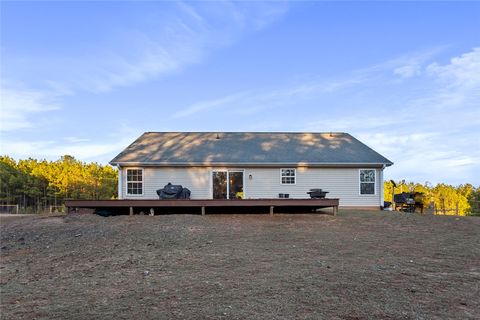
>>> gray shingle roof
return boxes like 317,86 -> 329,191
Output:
110,132 -> 393,167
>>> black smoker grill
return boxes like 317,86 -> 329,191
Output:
307,188 -> 329,199
156,183 -> 191,200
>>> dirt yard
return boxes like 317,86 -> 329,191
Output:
1,211 -> 479,319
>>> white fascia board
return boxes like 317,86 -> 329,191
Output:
112,161 -> 391,168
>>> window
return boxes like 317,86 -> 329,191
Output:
360,169 -> 375,195
280,168 -> 296,185
126,169 -> 143,195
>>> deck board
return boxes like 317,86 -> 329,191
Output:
65,198 -> 339,208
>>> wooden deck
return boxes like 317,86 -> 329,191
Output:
65,198 -> 339,215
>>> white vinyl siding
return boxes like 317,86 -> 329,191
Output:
244,167 -> 381,206
121,166 -> 383,207
122,167 -> 211,200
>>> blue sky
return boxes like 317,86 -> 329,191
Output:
1,1 -> 479,185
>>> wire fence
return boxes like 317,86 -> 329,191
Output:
0,203 -> 65,214
49,205 -> 65,213
0,204 -> 19,214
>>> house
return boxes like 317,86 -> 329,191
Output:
109,132 -> 393,210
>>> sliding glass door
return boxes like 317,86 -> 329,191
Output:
228,171 -> 244,199
212,170 -> 244,199
212,171 -> 228,199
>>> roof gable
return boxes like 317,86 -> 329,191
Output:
110,132 -> 393,167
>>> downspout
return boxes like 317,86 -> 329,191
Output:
380,165 -> 385,208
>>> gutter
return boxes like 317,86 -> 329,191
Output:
109,161 -> 393,168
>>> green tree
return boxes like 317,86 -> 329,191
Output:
0,155 -> 117,213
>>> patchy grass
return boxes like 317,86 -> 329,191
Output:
1,211 -> 479,319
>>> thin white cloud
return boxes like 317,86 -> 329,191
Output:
173,47 -> 446,119
0,83 -> 61,132
173,92 -> 249,119
3,2 -> 288,95
171,47 -> 480,184
1,119 -> 141,163
86,2 -> 286,93
389,48 -> 445,79
411,47 -> 480,111
393,64 -> 421,78
357,49 -> 480,184
0,136 -> 136,162
303,115 -> 412,133
64,137 -> 91,143
426,47 -> 480,88
0,0 -> 289,154
359,131 -> 479,185
172,75 -> 374,119
1,2 -> 288,138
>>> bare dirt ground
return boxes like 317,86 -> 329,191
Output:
1,211 -> 479,320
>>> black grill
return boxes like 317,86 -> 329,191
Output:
156,183 -> 191,199
307,189 -> 329,199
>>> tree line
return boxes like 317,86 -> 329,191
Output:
1,155 -> 479,215
0,155 -> 117,213
383,180 -> 480,216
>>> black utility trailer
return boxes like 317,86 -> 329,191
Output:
394,192 -> 424,213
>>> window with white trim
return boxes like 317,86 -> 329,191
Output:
126,169 -> 143,195
280,168 -> 296,185
360,169 -> 375,195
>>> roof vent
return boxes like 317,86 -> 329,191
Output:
216,133 -> 221,140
